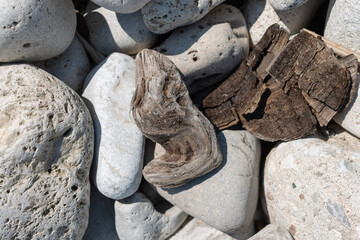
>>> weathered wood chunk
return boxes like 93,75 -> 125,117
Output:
131,49 -> 222,188
203,24 -> 358,141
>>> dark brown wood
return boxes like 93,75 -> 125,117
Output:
131,49 -> 222,188
203,24 -> 358,142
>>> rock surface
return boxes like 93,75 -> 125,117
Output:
324,0 -> 360,53
85,3 -> 158,56
243,0 -> 324,45
154,4 -> 249,94
90,0 -> 151,13
114,192 -> 188,240
248,224 -> 294,240
170,218 -> 236,240
0,64 -> 94,240
35,36 -> 90,93
264,127 -> 360,239
269,0 -> 309,11
82,53 -> 145,200
0,0 -> 76,62
141,0 -> 226,34
149,130 -> 261,238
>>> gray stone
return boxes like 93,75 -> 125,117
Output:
269,0 -> 309,11
148,130 -> 261,238
248,224 -> 293,240
264,127 -> 360,239
0,0 -> 76,62
82,53 -> 145,200
85,2 -> 159,56
154,4 -> 249,94
83,181 -> 119,240
0,64 -> 94,240
114,192 -> 188,240
35,36 -> 90,93
243,0 -> 324,45
141,0 -> 226,34
90,0 -> 151,13
324,0 -> 360,53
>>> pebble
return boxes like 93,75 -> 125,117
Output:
85,2 -> 158,56
324,0 -> 360,53
248,224 -> 294,240
243,0 -> 324,45
148,130 -> 261,238
264,127 -> 360,239
114,192 -> 188,240
35,36 -> 90,93
141,0 -> 226,34
154,4 -> 249,94
0,0 -> 76,62
170,218 -> 236,240
0,64 -> 94,239
90,0 -> 151,13
269,0 -> 309,11
82,53 -> 145,200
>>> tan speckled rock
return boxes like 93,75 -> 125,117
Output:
0,64 -> 94,239
248,224 -> 293,240
264,127 -> 360,239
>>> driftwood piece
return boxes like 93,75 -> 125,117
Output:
203,24 -> 358,141
131,49 -> 222,188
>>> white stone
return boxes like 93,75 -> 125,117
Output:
35,36 -> 90,93
82,53 -> 145,200
0,0 -> 76,62
148,130 -> 261,238
334,74 -> 360,139
141,0 -> 226,34
269,0 -> 309,11
154,4 -> 249,94
0,64 -> 94,239
114,192 -> 188,240
248,224 -> 294,240
243,0 -> 324,45
324,0 -> 360,53
90,0 -> 151,13
85,2 -> 158,56
264,128 -> 360,239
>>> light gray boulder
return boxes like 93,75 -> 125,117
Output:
324,0 -> 360,53
0,64 -> 94,240
154,4 -> 249,94
114,192 -> 188,240
269,0 -> 310,11
147,130 -> 261,238
264,127 -> 360,239
248,224 -> 293,240
141,0 -> 226,34
85,2 -> 158,56
0,0 -> 76,62
90,0 -> 151,13
35,36 -> 90,93
82,53 -> 145,200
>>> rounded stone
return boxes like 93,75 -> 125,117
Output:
35,36 -> 90,93
154,4 -> 249,94
82,53 -> 145,200
0,0 -> 77,62
264,128 -> 360,239
269,0 -> 310,11
90,0 -> 151,13
0,64 -> 94,239
85,2 -> 159,56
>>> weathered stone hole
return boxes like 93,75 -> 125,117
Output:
22,43 -> 31,48
71,185 -> 78,191
192,57 -> 199,62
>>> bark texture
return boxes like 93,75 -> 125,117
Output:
203,24 -> 358,141
132,49 -> 222,188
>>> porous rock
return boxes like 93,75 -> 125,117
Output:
35,36 -> 90,93
141,0 -> 226,34
148,130 -> 261,238
90,0 -> 151,13
269,0 -> 310,11
0,0 -> 76,62
85,2 -> 158,56
114,192 -> 188,240
154,4 -> 249,94
0,64 -> 94,239
248,224 -> 294,240
264,126 -> 360,239
82,53 -> 145,200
